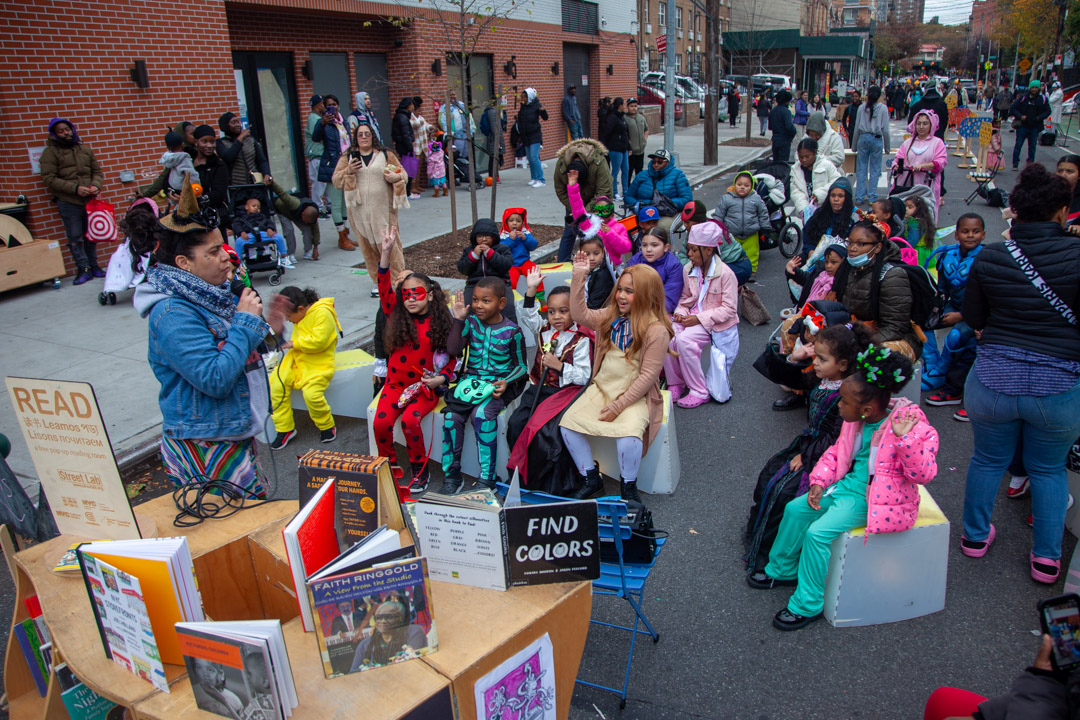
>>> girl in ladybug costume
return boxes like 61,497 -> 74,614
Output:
372,227 -> 456,493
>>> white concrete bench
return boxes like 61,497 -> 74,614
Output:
291,348 -> 375,419
587,389 -> 681,495
823,485 -> 949,627
513,261 -> 575,297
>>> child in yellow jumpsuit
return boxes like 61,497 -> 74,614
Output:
267,287 -> 341,448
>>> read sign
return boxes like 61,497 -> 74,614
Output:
6,377 -> 140,539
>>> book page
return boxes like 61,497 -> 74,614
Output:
414,503 -> 507,591
82,555 -> 168,692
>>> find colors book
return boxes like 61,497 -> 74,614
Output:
414,494 -> 600,591
296,450 -> 381,547
308,554 -> 437,677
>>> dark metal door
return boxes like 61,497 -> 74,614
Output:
563,44 -> 592,138
232,52 -> 303,192
353,53 -> 393,136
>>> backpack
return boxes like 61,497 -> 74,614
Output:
878,261 -> 942,330
986,188 -> 1009,208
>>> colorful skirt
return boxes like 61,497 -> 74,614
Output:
160,436 -> 264,498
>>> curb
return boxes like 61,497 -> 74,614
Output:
113,148 -> 770,475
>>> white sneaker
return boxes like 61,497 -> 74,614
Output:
534,180 -> 546,188
288,254 -> 297,265
303,251 -> 313,260
281,257 -> 295,269
528,179 -> 539,187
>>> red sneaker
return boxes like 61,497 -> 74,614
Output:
953,408 -> 970,422
927,390 -> 963,406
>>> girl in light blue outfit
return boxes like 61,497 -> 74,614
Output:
851,86 -> 891,205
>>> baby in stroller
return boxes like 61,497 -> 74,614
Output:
231,193 -> 293,274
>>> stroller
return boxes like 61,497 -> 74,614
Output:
227,184 -> 286,286
753,163 -> 801,258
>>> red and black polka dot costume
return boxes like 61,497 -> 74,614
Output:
372,267 -> 456,463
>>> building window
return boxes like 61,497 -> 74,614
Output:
561,0 -> 599,34
643,0 -> 649,24
658,2 -> 666,27
676,6 -> 683,28
676,53 -> 682,73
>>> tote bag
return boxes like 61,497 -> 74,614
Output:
85,198 -> 117,243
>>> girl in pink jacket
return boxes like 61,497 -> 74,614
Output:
663,222 -> 740,408
891,109 -> 948,208
567,168 -> 631,265
749,345 -> 940,631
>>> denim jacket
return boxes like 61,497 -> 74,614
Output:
135,286 -> 269,440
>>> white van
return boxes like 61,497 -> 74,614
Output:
752,73 -> 792,91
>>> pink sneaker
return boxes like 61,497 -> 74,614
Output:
676,393 -> 709,409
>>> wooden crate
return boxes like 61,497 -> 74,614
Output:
0,236 -> 66,293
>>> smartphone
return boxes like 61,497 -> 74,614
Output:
350,151 -> 362,162
1038,593 -> 1080,672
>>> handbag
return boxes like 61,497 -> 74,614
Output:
652,190 -> 680,217
451,376 -> 496,404
85,198 -> 117,243
1004,239 -> 1078,326
400,153 -> 419,177
738,285 -> 771,326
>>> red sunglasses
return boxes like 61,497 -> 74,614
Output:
401,286 -> 427,301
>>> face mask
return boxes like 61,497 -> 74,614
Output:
847,252 -> 873,268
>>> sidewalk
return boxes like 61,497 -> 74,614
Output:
0,121 -> 768,493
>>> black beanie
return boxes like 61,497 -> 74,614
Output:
164,130 -> 182,149
218,112 -> 237,134
193,124 -> 216,140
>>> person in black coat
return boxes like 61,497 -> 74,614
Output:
769,90 -> 797,165
842,89 -> 861,147
517,88 -> 549,186
191,125 -> 231,229
597,97 -> 612,146
959,163 -> 1080,580
1010,81 -> 1053,169
390,97 -> 417,197
728,88 -> 741,127
602,97 -> 630,198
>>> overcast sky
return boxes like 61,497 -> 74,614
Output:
923,0 -> 974,26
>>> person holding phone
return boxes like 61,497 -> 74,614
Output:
924,594 -> 1080,719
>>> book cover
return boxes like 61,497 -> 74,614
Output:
176,626 -> 280,720
286,478 -> 340,632
61,682 -> 124,720
308,558 -> 437,677
332,465 -> 380,549
79,553 -> 169,692
13,622 -> 47,697
21,618 -> 49,682
504,501 -> 600,587
414,500 -> 508,591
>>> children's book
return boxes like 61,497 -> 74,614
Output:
414,487 -> 600,591
297,450 -> 382,547
13,618 -> 48,697
55,662 -> 123,720
175,620 -> 297,720
77,536 -> 203,675
308,552 -> 436,677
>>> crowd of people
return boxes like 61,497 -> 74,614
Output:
32,69 -> 1080,707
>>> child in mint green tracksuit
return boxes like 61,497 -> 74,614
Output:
748,345 -> 939,631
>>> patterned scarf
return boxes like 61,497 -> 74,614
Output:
147,264 -> 235,321
610,316 -> 633,351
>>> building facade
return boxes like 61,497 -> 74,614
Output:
891,0 -> 925,25
636,0 -> 731,79
1,0 -> 636,275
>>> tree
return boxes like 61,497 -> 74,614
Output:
725,0 -> 784,140
875,22 -> 921,72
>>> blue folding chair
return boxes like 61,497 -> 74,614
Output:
497,484 -> 666,709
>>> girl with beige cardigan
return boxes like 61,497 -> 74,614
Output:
559,258 -> 674,502
332,122 -> 410,297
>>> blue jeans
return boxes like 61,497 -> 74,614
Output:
609,150 -> 629,197
235,232 -> 288,261
727,257 -> 753,285
855,133 -> 883,203
558,223 -> 576,262
568,121 -> 583,140
526,143 -> 543,182
1013,126 -> 1039,166
962,368 -> 1080,560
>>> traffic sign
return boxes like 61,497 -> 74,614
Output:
1019,58 -> 1032,73
657,34 -> 667,53
984,61 -> 993,70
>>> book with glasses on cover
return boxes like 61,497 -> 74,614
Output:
175,620 -> 297,720
307,545 -> 437,677
77,536 -> 203,683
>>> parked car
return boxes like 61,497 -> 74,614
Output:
640,73 -> 703,117
636,84 -> 683,122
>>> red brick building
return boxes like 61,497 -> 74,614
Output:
0,0 -> 636,275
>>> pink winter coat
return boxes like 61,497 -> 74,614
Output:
809,397 -> 939,535
674,258 -> 739,332
891,110 -> 948,206
568,182 -> 631,263
426,148 -> 446,180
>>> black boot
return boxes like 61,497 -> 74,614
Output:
570,465 -> 603,499
409,462 -> 430,495
437,474 -> 463,495
620,477 -> 642,503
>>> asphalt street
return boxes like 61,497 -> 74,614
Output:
1,122 -> 1074,720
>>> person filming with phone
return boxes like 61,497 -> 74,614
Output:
924,593 -> 1080,719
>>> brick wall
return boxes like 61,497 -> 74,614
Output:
0,0 -> 635,276
0,0 -> 235,277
